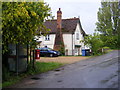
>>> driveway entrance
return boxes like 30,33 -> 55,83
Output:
37,56 -> 90,64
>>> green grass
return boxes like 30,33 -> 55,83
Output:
2,76 -> 21,88
2,62 -> 64,88
32,62 -> 64,74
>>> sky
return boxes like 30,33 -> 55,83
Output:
44,0 -> 101,34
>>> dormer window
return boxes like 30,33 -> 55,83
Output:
45,35 -> 50,41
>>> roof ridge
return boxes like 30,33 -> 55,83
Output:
46,17 -> 79,21
63,17 -> 79,20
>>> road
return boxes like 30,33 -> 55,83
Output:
8,50 -> 119,88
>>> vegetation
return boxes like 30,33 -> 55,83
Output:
2,2 -> 52,53
2,61 -> 63,88
2,1 -> 53,86
96,1 -> 120,49
58,42 -> 65,55
81,1 -> 120,55
81,33 -> 104,55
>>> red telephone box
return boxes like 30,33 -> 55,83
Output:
35,49 -> 40,59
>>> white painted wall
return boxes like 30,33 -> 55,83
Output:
73,23 -> 85,55
63,34 -> 73,55
74,23 -> 84,46
37,23 -> 86,56
39,34 -> 55,49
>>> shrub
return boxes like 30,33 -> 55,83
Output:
81,33 -> 104,55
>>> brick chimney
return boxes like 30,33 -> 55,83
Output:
57,8 -> 62,29
54,8 -> 65,54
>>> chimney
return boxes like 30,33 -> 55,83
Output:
57,8 -> 62,29
54,8 -> 64,54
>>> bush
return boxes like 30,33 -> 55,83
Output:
103,46 -> 110,50
58,42 -> 65,55
81,33 -> 104,55
102,46 -> 111,53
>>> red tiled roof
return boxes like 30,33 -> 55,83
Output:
44,18 -> 86,35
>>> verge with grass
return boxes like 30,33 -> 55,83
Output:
2,62 -> 64,88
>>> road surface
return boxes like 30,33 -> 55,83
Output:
8,50 -> 119,88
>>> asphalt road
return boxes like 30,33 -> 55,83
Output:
8,50 -> 119,88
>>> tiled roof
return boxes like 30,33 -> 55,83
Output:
44,18 -> 86,35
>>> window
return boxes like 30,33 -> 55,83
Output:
76,33 -> 79,40
45,35 -> 50,41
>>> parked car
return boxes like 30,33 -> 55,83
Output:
38,47 -> 61,57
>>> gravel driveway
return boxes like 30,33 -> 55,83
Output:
36,56 -> 90,64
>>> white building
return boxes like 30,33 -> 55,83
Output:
37,8 -> 87,55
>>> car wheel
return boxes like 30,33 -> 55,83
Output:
49,54 -> 53,57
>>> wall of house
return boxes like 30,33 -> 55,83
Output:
74,23 -> 84,45
37,23 -> 86,56
39,33 -> 74,55
74,23 -> 85,55
63,34 -> 73,55
40,34 -> 56,49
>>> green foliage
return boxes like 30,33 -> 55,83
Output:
2,2 -> 52,53
58,42 -> 65,55
2,62 -> 63,88
102,46 -> 110,50
81,33 -> 104,55
96,1 -> 120,49
100,34 -> 118,48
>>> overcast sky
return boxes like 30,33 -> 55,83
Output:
44,0 -> 101,34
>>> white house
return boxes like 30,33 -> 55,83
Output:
37,8 -> 87,56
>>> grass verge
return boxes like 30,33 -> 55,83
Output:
2,62 -> 64,88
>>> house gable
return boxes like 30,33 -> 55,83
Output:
75,23 -> 84,41
74,23 -> 84,46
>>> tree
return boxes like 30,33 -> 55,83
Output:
2,2 -> 52,53
81,33 -> 104,55
96,1 -> 120,48
2,2 -> 52,76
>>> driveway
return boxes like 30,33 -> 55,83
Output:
37,56 -> 90,64
7,50 -> 119,88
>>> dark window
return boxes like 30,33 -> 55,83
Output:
76,33 -> 79,40
45,35 -> 50,41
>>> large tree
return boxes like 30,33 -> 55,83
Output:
2,2 -> 52,75
2,2 -> 52,53
96,1 -> 120,48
